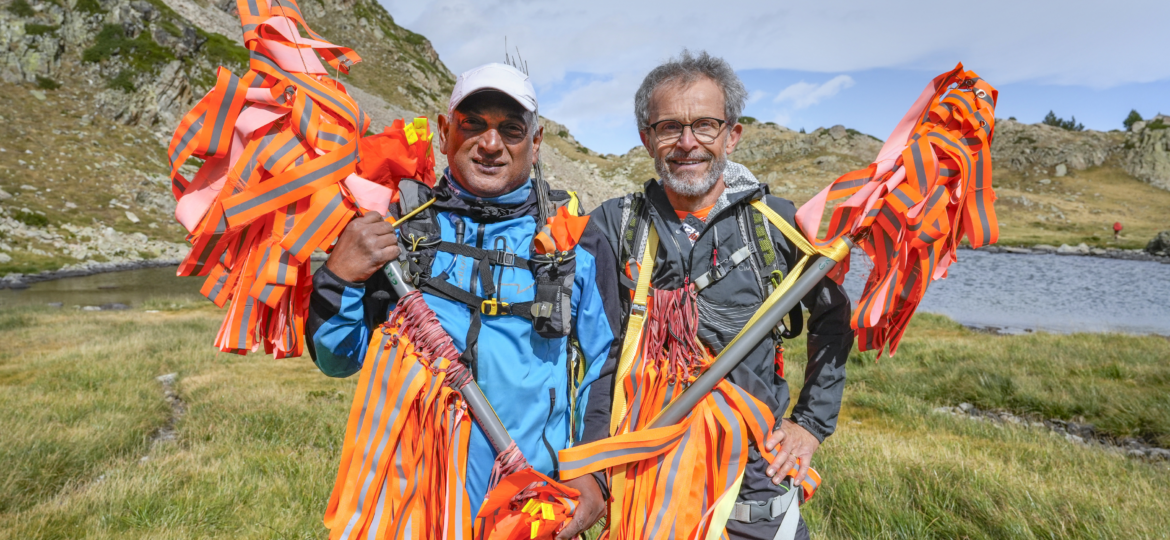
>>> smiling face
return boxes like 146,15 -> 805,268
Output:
438,91 -> 543,198
640,76 -> 743,198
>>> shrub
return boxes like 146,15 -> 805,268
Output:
13,210 -> 49,227
108,69 -> 135,92
25,23 -> 58,36
1123,109 -> 1143,131
74,0 -> 105,14
738,116 -> 757,125
1148,119 -> 1168,131
1042,110 -> 1084,131
34,76 -> 60,90
404,31 -> 426,46
198,30 -> 249,69
7,0 -> 35,17
82,24 -> 175,86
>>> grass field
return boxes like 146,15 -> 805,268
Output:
0,305 -> 1167,539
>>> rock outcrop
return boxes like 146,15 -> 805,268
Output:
1123,122 -> 1170,191
1147,231 -> 1170,257
988,119 -> 1120,174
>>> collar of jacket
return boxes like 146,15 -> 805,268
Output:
432,170 -> 539,223
644,161 -> 767,225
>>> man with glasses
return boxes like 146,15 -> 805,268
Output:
588,50 -> 853,539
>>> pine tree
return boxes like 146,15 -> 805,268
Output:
1124,109 -> 1143,131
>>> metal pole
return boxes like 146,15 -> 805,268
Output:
650,251 -> 846,429
384,261 -> 515,452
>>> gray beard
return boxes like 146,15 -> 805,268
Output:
656,150 -> 726,197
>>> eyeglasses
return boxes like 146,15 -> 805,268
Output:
648,117 -> 727,144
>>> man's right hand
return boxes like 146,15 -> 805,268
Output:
324,211 -> 400,283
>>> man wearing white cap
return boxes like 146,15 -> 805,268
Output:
306,63 -> 616,537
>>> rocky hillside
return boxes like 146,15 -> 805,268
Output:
0,0 -> 1166,279
552,118 -> 1170,250
0,0 -> 459,276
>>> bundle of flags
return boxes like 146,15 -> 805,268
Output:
796,63 -> 1000,355
166,0 -> 433,358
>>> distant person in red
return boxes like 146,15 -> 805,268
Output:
1114,221 -> 1123,241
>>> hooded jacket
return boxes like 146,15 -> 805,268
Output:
306,173 -> 622,516
589,162 -> 853,444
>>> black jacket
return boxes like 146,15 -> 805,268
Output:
589,168 -> 853,442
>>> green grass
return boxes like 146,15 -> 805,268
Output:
74,0 -> 106,15
782,314 -> 1170,538
34,75 -> 61,90
25,24 -> 59,36
6,0 -> 35,17
0,308 -> 1167,538
197,30 -> 250,69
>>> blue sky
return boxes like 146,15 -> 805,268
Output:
379,0 -> 1170,156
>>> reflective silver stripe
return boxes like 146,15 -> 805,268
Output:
647,427 -> 691,539
340,358 -> 419,540
223,151 -> 353,220
288,192 -> 343,255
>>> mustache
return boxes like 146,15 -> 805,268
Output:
665,149 -> 714,161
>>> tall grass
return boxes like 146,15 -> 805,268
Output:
0,308 -> 1167,539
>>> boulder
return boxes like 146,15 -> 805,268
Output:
1147,230 -> 1170,256
1057,243 -> 1091,255
828,124 -> 847,140
0,189 -> 10,201
1055,164 -> 1068,177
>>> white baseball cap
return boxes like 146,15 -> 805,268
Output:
448,63 -> 538,116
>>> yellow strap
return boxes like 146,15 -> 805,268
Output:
749,199 -> 818,257
609,224 -> 658,435
566,191 -> 582,216
607,224 -> 658,540
704,470 -> 745,540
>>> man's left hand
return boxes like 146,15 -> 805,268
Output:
764,418 -> 820,488
555,475 -> 606,540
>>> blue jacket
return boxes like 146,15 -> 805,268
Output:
306,175 -> 621,515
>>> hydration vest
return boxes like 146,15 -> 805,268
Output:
394,175 -> 586,389
616,191 -> 805,356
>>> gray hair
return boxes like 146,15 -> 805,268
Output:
634,49 -> 747,131
524,109 -> 540,140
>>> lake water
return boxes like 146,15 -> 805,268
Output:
2,252 -> 1168,336
842,250 -> 1170,336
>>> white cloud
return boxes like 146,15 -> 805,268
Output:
380,0 -> 1170,89
375,0 -> 1170,153
773,75 -> 855,109
542,73 -> 640,132
747,90 -> 768,104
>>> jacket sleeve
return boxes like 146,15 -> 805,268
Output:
573,219 -> 624,446
305,264 -> 397,378
766,196 -> 854,443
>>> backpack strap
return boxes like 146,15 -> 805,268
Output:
610,222 -> 658,436
606,221 -> 658,540
617,192 -> 649,292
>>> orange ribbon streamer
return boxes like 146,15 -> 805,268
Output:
795,63 -> 1000,355
167,0 -> 432,358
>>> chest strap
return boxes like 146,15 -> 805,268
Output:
693,245 -> 755,291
